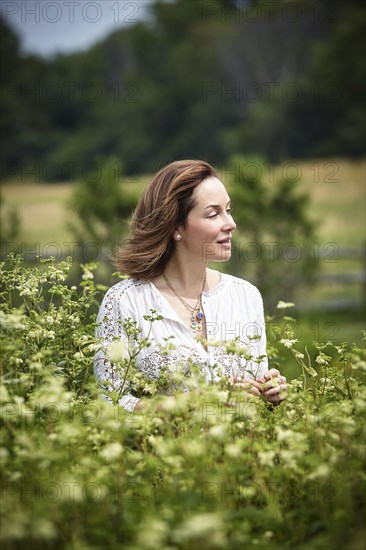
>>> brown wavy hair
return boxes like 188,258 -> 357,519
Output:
113,159 -> 217,280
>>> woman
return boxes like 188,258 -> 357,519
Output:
94,160 -> 287,412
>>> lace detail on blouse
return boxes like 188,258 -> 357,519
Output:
137,344 -> 207,380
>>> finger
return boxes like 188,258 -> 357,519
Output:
266,374 -> 287,385
263,369 -> 280,380
262,377 -> 283,390
245,385 -> 262,396
265,385 -> 288,397
265,387 -> 288,402
234,378 -> 262,388
264,383 -> 287,395
235,382 -> 262,396
237,381 -> 262,391
267,394 -> 287,404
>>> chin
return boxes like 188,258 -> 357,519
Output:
201,243 -> 232,262
210,252 -> 232,262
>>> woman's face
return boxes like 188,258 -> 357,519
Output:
178,176 -> 236,262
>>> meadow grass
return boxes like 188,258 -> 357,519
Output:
296,158 -> 365,248
2,158 -> 364,247
1,182 -> 74,244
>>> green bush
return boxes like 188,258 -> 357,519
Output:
68,156 -> 137,257
0,192 -> 21,248
1,255 -> 365,549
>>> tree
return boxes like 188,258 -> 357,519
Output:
68,157 -> 138,262
223,156 -> 317,310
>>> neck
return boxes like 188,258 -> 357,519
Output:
163,257 -> 207,297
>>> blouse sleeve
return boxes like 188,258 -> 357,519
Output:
94,284 -> 140,413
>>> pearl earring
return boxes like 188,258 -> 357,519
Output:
175,234 -> 182,241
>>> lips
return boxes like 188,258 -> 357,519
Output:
217,237 -> 231,244
216,237 -> 232,251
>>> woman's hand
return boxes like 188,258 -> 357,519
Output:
257,369 -> 287,405
229,377 -> 263,397
230,369 -> 287,405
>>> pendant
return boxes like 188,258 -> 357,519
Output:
190,309 -> 204,333
196,311 -> 203,332
196,310 -> 204,332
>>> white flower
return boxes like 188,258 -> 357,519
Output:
308,464 -> 330,480
107,340 -> 126,363
82,270 -> 94,280
208,424 -> 227,440
315,354 -> 328,365
183,441 -> 205,458
0,310 -> 26,330
173,513 -> 225,543
100,442 -> 123,461
276,301 -> 295,309
280,338 -> 298,348
87,343 -> 99,352
292,349 -> 304,360
258,450 -> 276,467
50,270 -> 66,282
18,286 -> 32,297
160,396 -> 178,412
225,443 -> 242,458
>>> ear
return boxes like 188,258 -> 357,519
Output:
173,225 -> 185,241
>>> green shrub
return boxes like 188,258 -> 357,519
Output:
224,155 -> 317,309
0,192 -> 21,249
0,255 -> 365,549
68,156 -> 137,258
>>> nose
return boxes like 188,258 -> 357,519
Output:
223,212 -> 236,232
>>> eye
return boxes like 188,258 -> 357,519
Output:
208,212 -> 218,218
226,207 -> 233,214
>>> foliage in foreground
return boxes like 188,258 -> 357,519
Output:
0,255 -> 365,550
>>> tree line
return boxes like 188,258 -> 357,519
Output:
1,0 -> 365,181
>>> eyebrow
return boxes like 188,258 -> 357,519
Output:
204,201 -> 231,210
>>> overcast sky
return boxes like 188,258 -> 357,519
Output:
1,0 -> 154,57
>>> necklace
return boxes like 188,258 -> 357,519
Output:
163,272 -> 206,333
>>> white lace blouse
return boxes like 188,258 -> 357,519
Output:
94,273 -> 268,412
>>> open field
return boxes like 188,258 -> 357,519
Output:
1,158 -> 365,289
295,158 -> 365,248
2,158 -> 364,248
1,158 -> 365,349
1,182 -> 73,245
